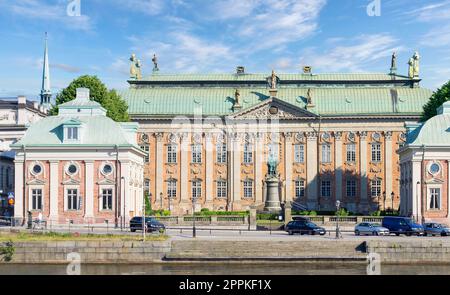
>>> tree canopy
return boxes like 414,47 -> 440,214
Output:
421,80 -> 450,122
49,75 -> 129,122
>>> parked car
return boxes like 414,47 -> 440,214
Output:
285,221 -> 326,235
354,222 -> 389,236
130,217 -> 165,233
423,223 -> 450,236
382,216 -> 424,236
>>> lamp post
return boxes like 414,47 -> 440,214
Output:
160,192 -> 163,210
335,200 -> 341,239
382,191 -> 386,212
391,191 -> 395,212
416,181 -> 420,223
142,196 -> 146,242
168,194 -> 171,212
192,197 -> 196,238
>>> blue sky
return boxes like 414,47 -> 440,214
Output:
0,0 -> 450,100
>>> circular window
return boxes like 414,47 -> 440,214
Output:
32,164 -> 42,175
67,164 -> 78,175
269,106 -> 279,115
102,164 -> 113,175
430,163 -> 441,175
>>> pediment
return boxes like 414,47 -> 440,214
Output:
62,178 -> 80,185
229,97 -> 317,120
27,178 -> 46,185
97,178 -> 116,185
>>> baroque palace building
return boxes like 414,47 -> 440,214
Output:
119,53 -> 432,215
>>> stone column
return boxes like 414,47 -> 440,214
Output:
306,132 -> 318,208
447,161 -> 450,219
284,132 -> 293,203
204,133 -> 214,209
180,133 -> 190,208
384,131 -> 393,208
155,133 -> 164,208
84,161 -> 94,219
120,161 -> 131,221
254,133 -> 264,205
13,160 -> 24,219
335,132 -> 343,202
231,133 -> 241,210
49,160 -> 59,221
359,131 -> 368,212
412,160 -> 422,221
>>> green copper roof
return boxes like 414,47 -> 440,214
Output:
12,115 -> 134,147
119,87 -> 432,117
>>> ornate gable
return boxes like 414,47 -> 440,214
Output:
229,97 -> 317,120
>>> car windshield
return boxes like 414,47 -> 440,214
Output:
144,217 -> 156,222
370,223 -> 381,227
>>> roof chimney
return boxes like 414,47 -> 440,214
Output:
236,66 -> 245,74
76,88 -> 90,101
303,66 -> 312,74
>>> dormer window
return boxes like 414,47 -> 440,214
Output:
67,127 -> 79,140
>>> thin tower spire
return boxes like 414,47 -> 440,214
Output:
40,32 -> 52,107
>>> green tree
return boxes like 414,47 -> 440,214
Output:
421,80 -> 450,122
49,75 -> 129,122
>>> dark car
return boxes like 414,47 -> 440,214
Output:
382,216 -> 424,236
423,223 -> 450,236
130,217 -> 165,233
285,221 -> 326,236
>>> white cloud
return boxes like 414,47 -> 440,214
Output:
404,1 -> 450,22
299,34 -> 402,72
111,0 -> 165,16
0,0 -> 93,31
210,0 -> 261,20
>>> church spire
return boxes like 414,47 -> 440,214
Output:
40,32 -> 52,107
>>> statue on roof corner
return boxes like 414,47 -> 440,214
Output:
234,89 -> 241,106
408,51 -> 420,78
130,53 -> 138,79
152,54 -> 159,72
267,70 -> 277,89
390,51 -> 397,73
136,59 -> 142,79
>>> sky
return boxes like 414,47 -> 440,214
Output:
0,0 -> 450,100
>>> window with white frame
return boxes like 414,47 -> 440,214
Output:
144,178 -> 150,195
217,181 -> 227,199
140,145 -> 150,163
321,180 -> 331,197
66,127 -> 79,140
295,180 -> 305,198
191,144 -> 202,163
346,144 -> 356,162
67,188 -> 80,210
168,180 -> 177,199
371,179 -> 382,197
294,144 -> 305,163
243,144 -> 253,164
243,180 -> 253,198
216,143 -> 227,163
192,181 -> 201,199
429,188 -> 441,210
167,144 -> 177,163
101,188 -> 113,211
346,180 -> 357,198
31,188 -> 43,211
321,144 -> 331,163
371,143 -> 382,162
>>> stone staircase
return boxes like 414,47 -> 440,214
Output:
164,240 -> 368,262
291,200 -> 308,211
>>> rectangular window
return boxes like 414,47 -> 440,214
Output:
217,181 -> 227,199
167,180 -> 177,199
140,145 -> 150,163
102,189 -> 113,210
67,127 -> 79,140
321,180 -> 331,197
243,180 -> 253,198
31,189 -> 43,211
243,144 -> 253,164
192,145 -> 202,163
294,144 -> 305,163
346,144 -> 356,162
295,180 -> 305,198
192,181 -> 201,199
144,179 -> 150,195
371,143 -> 381,162
429,188 -> 441,210
346,180 -> 356,198
67,189 -> 80,210
321,144 -> 331,163
371,179 -> 382,197
167,144 -> 177,163
216,143 -> 227,163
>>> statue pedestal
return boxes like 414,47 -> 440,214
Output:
264,176 -> 282,213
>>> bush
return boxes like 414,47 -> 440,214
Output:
292,210 -> 317,216
336,208 -> 350,216
196,210 -> 249,216
257,213 -> 281,220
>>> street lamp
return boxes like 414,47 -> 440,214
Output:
335,200 -> 341,239
192,196 -> 196,238
416,181 -> 420,223
382,191 -> 386,212
391,191 -> 395,212
160,192 -> 163,210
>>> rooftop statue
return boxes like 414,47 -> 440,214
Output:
267,154 -> 279,177
391,51 -> 397,72
234,89 -> 241,106
130,53 -> 138,79
408,51 -> 420,78
136,59 -> 142,80
270,70 -> 277,89
152,54 -> 159,72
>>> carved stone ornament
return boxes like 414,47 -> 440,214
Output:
168,133 -> 178,143
384,131 -> 393,140
370,165 -> 382,173
399,132 -> 407,142
335,131 -> 343,140
155,132 -> 164,142
359,131 -> 368,140
321,132 -> 332,142
296,132 -> 305,142
191,168 -> 201,175
306,132 -> 318,140
372,132 -> 382,142
193,133 -> 202,144
347,131 -> 356,142
141,133 -> 149,143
